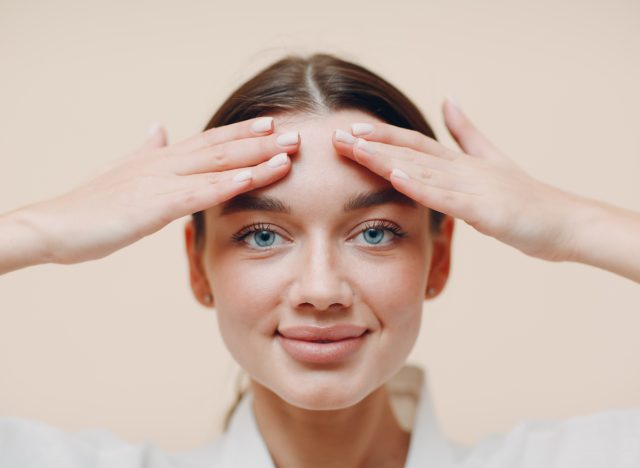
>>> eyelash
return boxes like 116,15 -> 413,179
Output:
231,219 -> 408,251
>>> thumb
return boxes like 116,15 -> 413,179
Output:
138,123 -> 168,152
84,124 -> 169,180
442,97 -> 503,161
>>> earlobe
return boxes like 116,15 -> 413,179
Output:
424,215 -> 455,300
203,292 -> 214,306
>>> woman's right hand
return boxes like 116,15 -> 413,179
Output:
10,116 -> 298,266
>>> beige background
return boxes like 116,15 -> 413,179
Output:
1,0 -> 639,452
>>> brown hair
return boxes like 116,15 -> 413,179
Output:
191,52 -> 445,432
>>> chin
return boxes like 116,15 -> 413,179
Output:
268,374 -> 373,411
279,389 -> 366,411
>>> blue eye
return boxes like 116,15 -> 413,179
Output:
355,220 -> 407,247
253,230 -> 276,247
231,220 -> 407,251
231,223 -> 286,250
361,227 -> 388,245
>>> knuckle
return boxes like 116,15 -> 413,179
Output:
207,173 -> 219,185
419,168 -> 434,181
442,192 -> 458,208
179,190 -> 198,209
210,143 -> 228,168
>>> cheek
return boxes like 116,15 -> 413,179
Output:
354,249 -> 430,330
206,252 -> 284,358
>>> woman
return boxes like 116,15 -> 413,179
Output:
1,53 -> 639,467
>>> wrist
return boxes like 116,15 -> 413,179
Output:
560,191 -> 611,264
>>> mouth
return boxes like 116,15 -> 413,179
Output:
275,330 -> 370,364
275,323 -> 369,342
275,330 -> 368,342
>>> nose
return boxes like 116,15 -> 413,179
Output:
287,233 -> 354,312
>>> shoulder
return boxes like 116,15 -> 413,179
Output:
0,416 -> 176,468
458,407 -> 640,467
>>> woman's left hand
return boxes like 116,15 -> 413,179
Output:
332,98 -> 586,263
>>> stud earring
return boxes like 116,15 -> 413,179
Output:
203,293 -> 213,304
427,287 -> 437,297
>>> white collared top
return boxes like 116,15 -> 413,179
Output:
2,364 -> 640,467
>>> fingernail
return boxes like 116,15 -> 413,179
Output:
251,117 -> 274,134
147,122 -> 162,137
233,169 -> 252,182
267,152 -> 289,168
277,131 -> 300,147
446,95 -> 462,111
335,129 -> 356,144
356,138 -> 376,155
391,168 -> 410,180
351,123 -> 374,136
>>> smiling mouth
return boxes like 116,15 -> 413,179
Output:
274,330 -> 368,343
275,331 -> 369,364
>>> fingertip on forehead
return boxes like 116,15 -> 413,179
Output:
272,110 -> 383,132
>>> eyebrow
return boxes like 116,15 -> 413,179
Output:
218,187 -> 417,216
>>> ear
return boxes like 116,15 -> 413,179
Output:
425,215 -> 455,300
184,219 -> 214,308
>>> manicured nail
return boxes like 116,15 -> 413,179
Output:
356,138 -> 376,155
446,95 -> 462,111
391,168 -> 410,180
251,117 -> 274,134
277,131 -> 300,146
351,123 -> 374,136
267,152 -> 289,168
147,122 -> 162,136
233,169 -> 252,182
335,129 -> 356,144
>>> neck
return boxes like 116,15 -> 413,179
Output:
250,380 -> 411,468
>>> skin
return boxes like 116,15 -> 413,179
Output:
184,109 -> 454,468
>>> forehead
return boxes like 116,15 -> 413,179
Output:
212,110 -> 423,220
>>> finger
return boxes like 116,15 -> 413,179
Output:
132,123 -> 168,154
174,130 -> 300,176
93,124 -> 168,178
389,168 -> 478,222
349,137 -> 473,193
442,98 -> 504,162
171,152 -> 292,216
390,161 -> 472,194
169,116 -> 276,154
144,123 -> 168,148
346,121 -> 459,161
334,133 -> 457,177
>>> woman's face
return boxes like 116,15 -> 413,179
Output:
185,109 -> 453,410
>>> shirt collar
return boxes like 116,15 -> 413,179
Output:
222,364 -> 455,467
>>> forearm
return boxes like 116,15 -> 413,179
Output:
566,193 -> 640,284
0,204 -> 52,275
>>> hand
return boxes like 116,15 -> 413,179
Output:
332,99 -> 584,263
17,117 -> 299,265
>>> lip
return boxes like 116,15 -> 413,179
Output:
277,324 -> 368,341
276,325 -> 369,364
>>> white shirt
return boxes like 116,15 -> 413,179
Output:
2,364 -> 640,467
